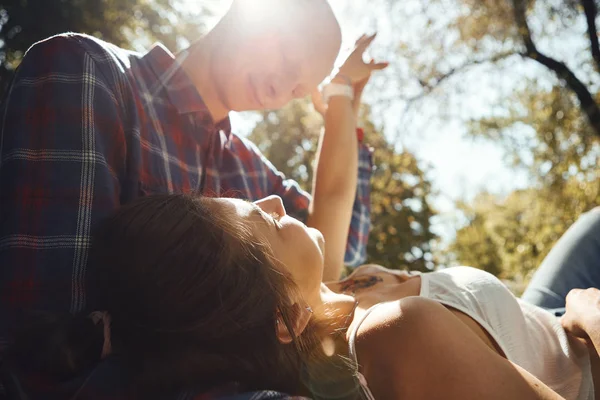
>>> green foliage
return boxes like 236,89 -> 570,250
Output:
450,183 -> 599,292
0,0 -> 210,92
249,100 -> 438,272
449,81 -> 599,286
468,82 -> 599,190
361,113 -> 438,271
249,101 -> 321,191
390,0 -> 600,283
453,0 -> 520,44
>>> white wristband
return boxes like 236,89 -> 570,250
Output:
322,83 -> 354,104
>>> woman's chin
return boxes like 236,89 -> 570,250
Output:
309,227 -> 326,255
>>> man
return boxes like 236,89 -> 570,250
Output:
0,0 -> 386,353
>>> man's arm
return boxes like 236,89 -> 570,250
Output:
307,34 -> 387,281
0,34 -> 125,341
306,92 -> 358,281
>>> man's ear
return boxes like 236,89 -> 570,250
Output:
276,303 -> 312,344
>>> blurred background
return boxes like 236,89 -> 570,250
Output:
1,0 -> 598,293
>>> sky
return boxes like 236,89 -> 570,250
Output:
182,0 -> 560,242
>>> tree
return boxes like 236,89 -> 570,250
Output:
361,113 -> 438,271
468,80 -> 599,197
392,0 -> 600,138
249,100 -> 438,272
447,80 -> 598,287
374,0 -> 600,181
371,0 -> 599,283
0,0 -> 211,94
449,182 -> 599,293
510,0 -> 600,137
249,100 -> 321,191
446,194 -> 504,277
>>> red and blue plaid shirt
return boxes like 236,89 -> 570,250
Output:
4,354 -> 309,400
0,33 -> 373,348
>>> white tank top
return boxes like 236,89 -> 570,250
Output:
348,266 -> 594,400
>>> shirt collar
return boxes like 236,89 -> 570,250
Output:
142,43 -> 231,136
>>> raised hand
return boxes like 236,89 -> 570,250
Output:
336,33 -> 389,84
312,33 -> 388,119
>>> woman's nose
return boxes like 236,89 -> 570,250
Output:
254,195 -> 286,216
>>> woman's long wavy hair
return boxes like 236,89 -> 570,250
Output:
8,194 -> 362,398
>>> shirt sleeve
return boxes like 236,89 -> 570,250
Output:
233,135 -> 373,267
0,34 -> 126,338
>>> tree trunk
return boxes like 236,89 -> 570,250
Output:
512,0 -> 600,138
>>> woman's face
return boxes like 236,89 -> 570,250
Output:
217,196 -> 325,305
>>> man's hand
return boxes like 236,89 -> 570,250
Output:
561,288 -> 600,338
337,33 -> 389,84
312,33 -> 388,120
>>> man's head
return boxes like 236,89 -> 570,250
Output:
204,0 -> 342,112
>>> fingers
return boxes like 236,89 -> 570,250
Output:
560,315 -> 571,332
351,33 -> 376,56
354,33 -> 389,69
369,61 -> 390,71
565,288 -> 584,310
566,288 -> 584,300
561,316 -> 589,339
355,34 -> 367,46
311,88 -> 327,116
357,33 -> 377,51
567,287 -> 600,307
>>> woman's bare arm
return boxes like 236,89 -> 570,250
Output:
355,297 -> 564,400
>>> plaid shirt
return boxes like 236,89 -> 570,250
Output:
4,355 -> 308,400
0,33 -> 373,347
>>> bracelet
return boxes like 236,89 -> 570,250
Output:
332,74 -> 352,86
322,83 -> 354,104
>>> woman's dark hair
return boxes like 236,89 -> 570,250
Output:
9,194 -> 358,397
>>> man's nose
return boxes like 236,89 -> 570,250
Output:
266,68 -> 300,102
265,75 -> 282,101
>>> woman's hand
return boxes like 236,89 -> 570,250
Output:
561,288 -> 600,338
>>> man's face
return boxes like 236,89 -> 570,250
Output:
214,0 -> 342,111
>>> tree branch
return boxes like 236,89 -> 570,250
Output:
581,0 -> 600,72
406,51 -> 517,104
512,0 -> 600,138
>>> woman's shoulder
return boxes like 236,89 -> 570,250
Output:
354,296 -> 444,346
352,297 -> 452,397
352,297 -> 562,400
353,296 -> 468,360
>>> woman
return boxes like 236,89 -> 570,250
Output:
7,193 -> 600,400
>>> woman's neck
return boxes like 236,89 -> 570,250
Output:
297,287 -> 363,399
314,284 -> 358,337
